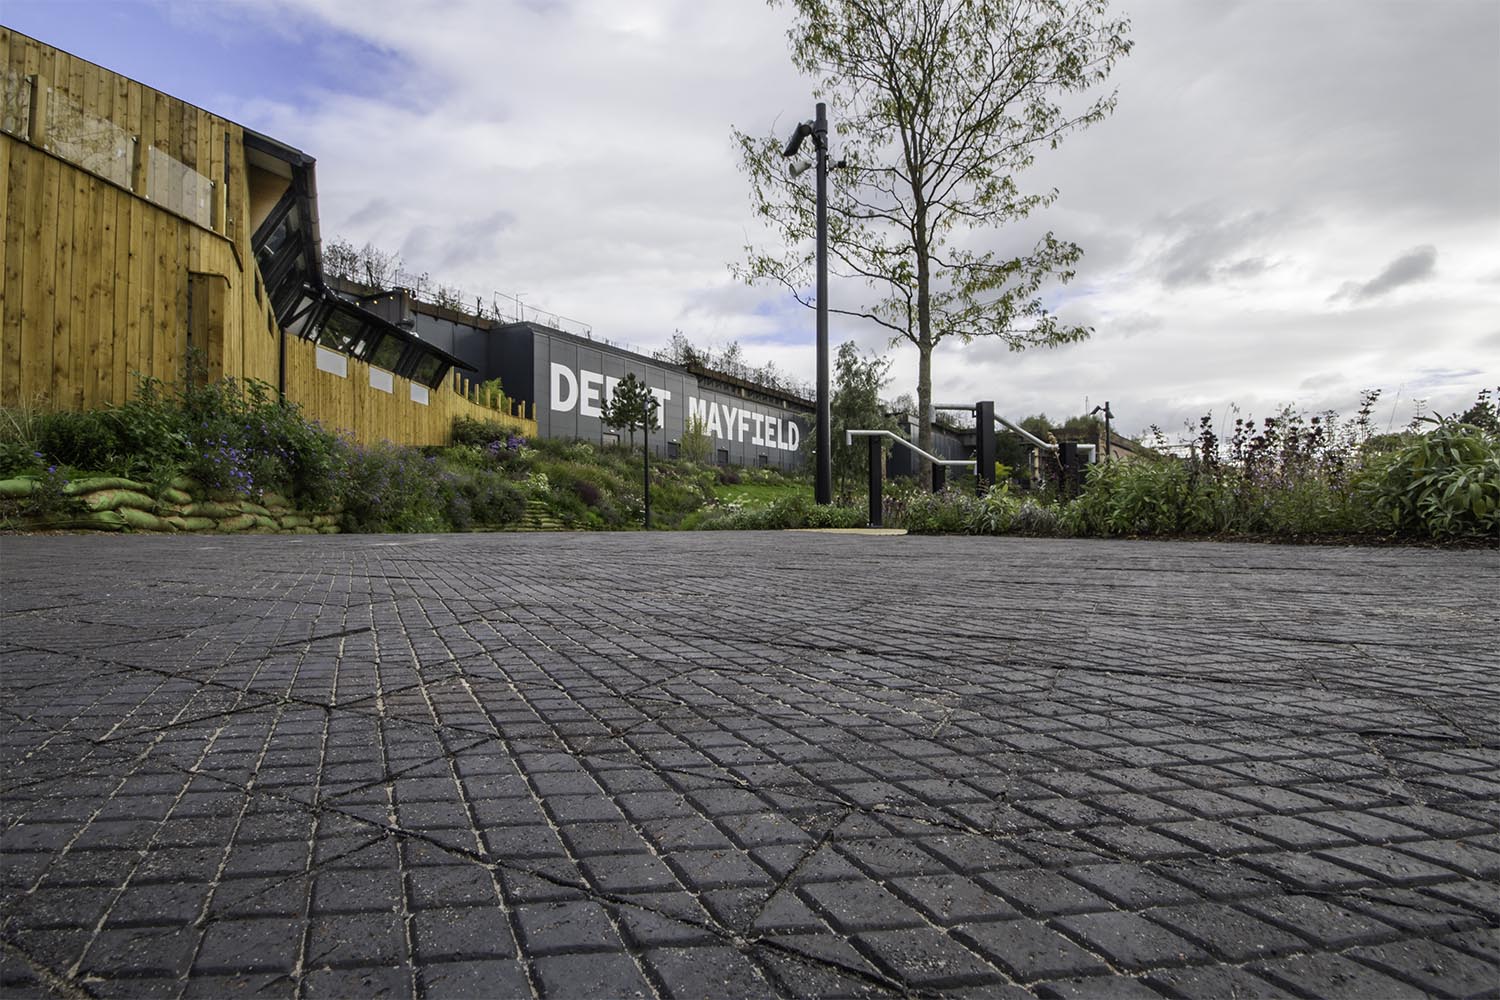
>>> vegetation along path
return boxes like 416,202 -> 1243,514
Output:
1,532 -> 1496,998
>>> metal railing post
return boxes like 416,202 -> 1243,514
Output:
975,401 -> 995,493
1059,442 -> 1081,497
868,435 -> 883,528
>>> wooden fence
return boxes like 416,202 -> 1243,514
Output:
282,335 -> 535,445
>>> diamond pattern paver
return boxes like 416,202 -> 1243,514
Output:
1,532 -> 1496,998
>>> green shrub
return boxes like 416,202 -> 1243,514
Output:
457,474 -> 527,528
8,370 -> 346,507
804,504 -> 867,529
693,493 -> 812,530
452,416 -> 521,448
0,466 -> 77,527
33,409 -> 127,473
338,444 -> 449,532
1013,497 -> 1066,536
0,404 -> 47,477
648,478 -> 706,529
1104,459 -> 1215,534
894,488 -> 982,534
477,378 -> 508,410
1365,416 -> 1499,539
972,484 -> 1022,534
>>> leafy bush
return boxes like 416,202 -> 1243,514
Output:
0,404 -> 48,477
1063,399 -> 1401,539
1365,416 -> 1499,539
890,487 -> 981,534
805,504 -> 868,528
648,479 -> 707,529
5,369 -> 346,507
33,409 -> 126,474
971,485 -> 1022,534
457,474 -> 528,528
452,416 -> 523,449
1066,458 -> 1213,536
1013,497 -> 1066,536
694,493 -> 815,530
338,445 -> 449,533
478,379 -> 508,410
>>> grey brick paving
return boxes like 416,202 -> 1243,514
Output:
1,531 -> 1497,999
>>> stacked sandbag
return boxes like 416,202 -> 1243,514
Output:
67,476 -> 173,532
260,490 -> 342,533
0,473 -> 343,535
0,477 -> 40,499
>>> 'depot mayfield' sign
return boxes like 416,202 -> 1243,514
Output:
549,362 -> 801,453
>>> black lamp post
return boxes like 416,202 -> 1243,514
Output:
643,396 -> 660,530
1090,401 -> 1113,464
784,103 -> 832,506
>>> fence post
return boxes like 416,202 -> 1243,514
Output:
1059,442 -> 1083,497
868,435 -> 883,528
975,400 -> 995,493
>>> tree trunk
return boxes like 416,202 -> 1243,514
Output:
915,213 -> 934,483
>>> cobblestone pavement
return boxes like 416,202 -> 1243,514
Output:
1,532 -> 1497,999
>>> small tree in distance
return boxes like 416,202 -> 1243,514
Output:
601,374 -> 663,528
828,342 -> 897,500
680,414 -> 712,464
601,373 -> 660,453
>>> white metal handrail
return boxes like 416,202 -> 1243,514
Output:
934,403 -> 1059,452
845,430 -> 976,467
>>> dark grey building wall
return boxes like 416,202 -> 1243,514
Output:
888,416 -> 971,479
414,315 -> 487,376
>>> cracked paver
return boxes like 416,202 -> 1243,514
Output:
1,532 -> 1496,999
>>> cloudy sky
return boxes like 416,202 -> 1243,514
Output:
9,0 -> 1498,439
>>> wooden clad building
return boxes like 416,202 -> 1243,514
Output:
0,28 -> 534,444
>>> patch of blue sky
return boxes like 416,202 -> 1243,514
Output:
1409,368 -> 1483,391
751,295 -> 805,318
747,294 -> 815,345
1038,282 -> 1097,315
4,1 -> 411,117
755,326 -> 816,347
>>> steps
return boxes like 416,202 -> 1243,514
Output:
508,498 -> 567,532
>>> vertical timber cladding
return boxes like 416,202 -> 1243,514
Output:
510,325 -> 809,471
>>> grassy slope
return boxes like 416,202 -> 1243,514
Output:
711,481 -> 810,506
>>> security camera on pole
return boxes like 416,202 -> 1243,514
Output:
783,104 -> 833,506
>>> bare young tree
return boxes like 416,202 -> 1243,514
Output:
735,0 -> 1131,461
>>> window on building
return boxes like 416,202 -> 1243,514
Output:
366,333 -> 405,373
283,291 -> 323,339
405,352 -> 447,389
716,448 -> 729,466
316,307 -> 370,357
